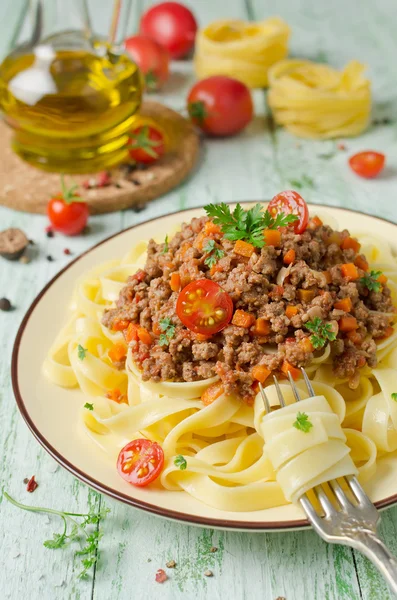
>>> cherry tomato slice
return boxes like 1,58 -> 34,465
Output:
176,279 -> 233,335
268,190 -> 309,234
117,439 -> 164,487
349,151 -> 385,179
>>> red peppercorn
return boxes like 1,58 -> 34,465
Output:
63,248 -> 72,255
26,475 -> 38,493
97,171 -> 111,187
155,569 -> 168,583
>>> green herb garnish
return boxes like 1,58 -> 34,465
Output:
162,235 -> 169,254
159,317 -> 176,346
128,125 -> 162,159
84,403 -> 94,411
288,175 -> 315,189
3,491 -> 109,579
359,270 -> 383,293
203,239 -> 225,268
293,412 -> 313,433
204,203 -> 298,248
144,69 -> 158,91
305,317 -> 336,349
391,393 -> 397,402
174,455 -> 187,470
78,345 -> 88,360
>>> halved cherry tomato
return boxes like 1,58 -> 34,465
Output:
176,279 -> 233,335
268,190 -> 309,234
128,125 -> 165,164
349,151 -> 385,179
117,439 -> 164,487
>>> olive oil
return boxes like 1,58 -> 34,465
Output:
0,43 -> 143,172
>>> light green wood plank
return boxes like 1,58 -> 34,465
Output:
0,0 -> 28,58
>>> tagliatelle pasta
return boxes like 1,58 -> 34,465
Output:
44,220 -> 397,512
267,59 -> 371,139
194,18 -> 290,88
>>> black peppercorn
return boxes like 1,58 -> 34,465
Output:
0,298 -> 12,311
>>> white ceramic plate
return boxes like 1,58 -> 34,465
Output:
12,204 -> 397,531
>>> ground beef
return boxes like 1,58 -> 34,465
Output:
102,212 -> 395,400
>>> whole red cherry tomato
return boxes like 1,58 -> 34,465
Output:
128,124 -> 165,164
117,439 -> 164,487
140,2 -> 197,59
187,76 -> 253,137
268,191 -> 309,234
349,151 -> 385,179
124,35 -> 169,91
47,177 -> 89,236
176,279 -> 233,335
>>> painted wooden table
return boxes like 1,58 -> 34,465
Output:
1,1 -> 397,599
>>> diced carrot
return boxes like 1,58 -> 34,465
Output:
281,360 -> 301,380
339,316 -> 358,332
354,255 -> 369,272
341,263 -> 359,281
170,272 -> 181,292
193,232 -> 206,251
297,289 -> 316,303
269,285 -> 284,299
326,231 -> 342,246
137,327 -> 152,345
382,326 -> 395,339
164,261 -> 175,270
285,305 -> 298,319
112,319 -> 130,331
152,321 -> 162,336
209,263 -> 223,277
322,270 -> 332,284
341,236 -> 361,253
201,381 -> 224,405
252,365 -> 271,383
107,389 -> 126,403
264,229 -> 281,247
300,337 -> 314,353
253,318 -> 270,336
308,216 -> 323,229
334,297 -> 353,312
204,221 -> 221,235
108,342 -> 127,363
234,240 -> 255,258
125,323 -> 139,343
283,249 -> 296,265
232,309 -> 255,328
378,273 -> 388,285
357,356 -> 367,368
132,269 -> 146,282
346,330 -> 363,345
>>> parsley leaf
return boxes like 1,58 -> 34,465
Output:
3,491 -> 109,580
293,412 -> 313,433
359,270 -> 382,293
162,235 -> 169,254
203,239 -> 225,268
78,345 -> 87,360
159,317 -> 176,346
391,393 -> 397,402
305,317 -> 336,349
174,455 -> 187,470
84,402 -> 94,411
204,203 -> 298,248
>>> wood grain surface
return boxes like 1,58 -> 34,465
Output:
1,1 -> 397,599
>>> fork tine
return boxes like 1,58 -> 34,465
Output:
345,476 -> 376,510
314,485 -> 338,518
328,479 -> 353,511
299,495 -> 323,529
259,382 -> 271,414
273,376 -> 286,407
301,368 -> 315,397
288,371 -> 302,402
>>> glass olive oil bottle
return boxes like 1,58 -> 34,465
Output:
0,1 -> 143,173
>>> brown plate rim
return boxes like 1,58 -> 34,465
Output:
11,202 -> 397,531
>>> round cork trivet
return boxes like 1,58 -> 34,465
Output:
0,101 -> 200,215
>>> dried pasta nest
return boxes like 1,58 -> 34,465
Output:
267,59 -> 372,139
194,17 -> 290,88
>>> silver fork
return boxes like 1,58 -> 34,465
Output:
259,369 -> 397,596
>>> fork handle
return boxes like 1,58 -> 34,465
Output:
354,532 -> 397,596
